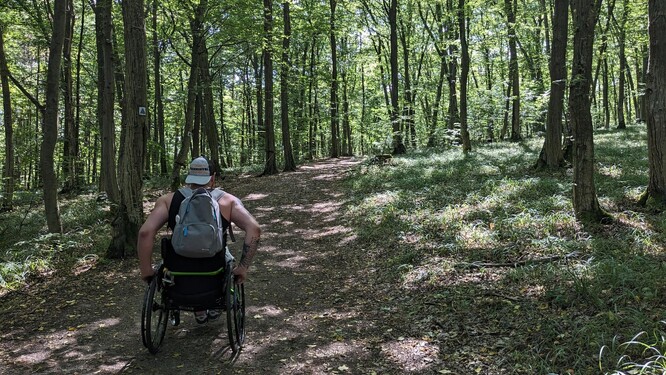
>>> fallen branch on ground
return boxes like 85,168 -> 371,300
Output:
457,251 -> 581,269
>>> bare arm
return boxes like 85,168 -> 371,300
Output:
222,195 -> 261,283
137,194 -> 170,281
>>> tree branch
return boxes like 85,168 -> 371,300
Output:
7,72 -> 44,113
457,251 -> 581,269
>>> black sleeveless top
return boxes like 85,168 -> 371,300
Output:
162,189 -> 230,272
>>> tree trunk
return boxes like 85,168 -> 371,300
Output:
198,33 -> 223,172
569,0 -> 609,222
42,0 -> 68,233
389,0 -> 405,155
94,0 -> 119,203
536,0 -> 568,169
329,0 -> 340,158
638,46 -> 648,121
252,53 -> 264,165
262,0 -> 278,175
458,0 -> 471,153
152,0 -> 167,176
399,16 -> 415,150
640,0 -> 666,206
281,0 -> 296,171
616,0 -> 628,129
341,70 -> 352,156
307,36 -> 317,160
0,22 -> 14,212
74,0 -> 85,183
428,57 -> 446,147
62,0 -> 77,192
170,4 -> 204,190
506,0 -> 521,141
107,0 -> 148,258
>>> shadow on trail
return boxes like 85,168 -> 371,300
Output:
0,158 -> 436,374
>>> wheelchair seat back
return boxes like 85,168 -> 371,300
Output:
160,238 -> 229,310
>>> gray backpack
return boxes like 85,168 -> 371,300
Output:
171,187 -> 225,258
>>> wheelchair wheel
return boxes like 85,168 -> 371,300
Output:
225,274 -> 246,353
141,275 -> 169,354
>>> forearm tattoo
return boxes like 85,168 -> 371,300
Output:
239,237 -> 259,269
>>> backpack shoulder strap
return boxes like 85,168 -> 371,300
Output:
210,188 -> 235,243
210,188 -> 225,200
168,189 -> 188,231
179,187 -> 193,198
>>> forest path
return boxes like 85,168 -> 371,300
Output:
1,157 -> 433,374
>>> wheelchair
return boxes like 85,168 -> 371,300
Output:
141,238 -> 246,355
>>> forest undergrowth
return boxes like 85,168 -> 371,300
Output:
0,124 -> 664,374
346,125 -> 665,374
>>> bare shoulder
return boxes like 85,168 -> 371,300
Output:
155,192 -> 175,210
218,191 -> 241,208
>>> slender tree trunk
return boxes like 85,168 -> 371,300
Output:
540,0 -> 551,55
616,0 -> 628,129
399,17 -> 415,150
536,0 -> 568,169
428,57 -> 446,147
0,22 -> 14,212
640,0 -> 666,206
281,0 -> 296,171
361,64 -> 366,154
569,0 -> 608,222
198,32 -> 223,171
506,0 -> 521,141
458,0 -> 471,153
639,44 -> 649,122
74,0 -> 85,182
42,0 -> 68,233
603,56 -> 610,129
253,53 -> 264,164
262,0 -> 278,175
307,36 -> 317,160
389,0 -> 405,154
152,0 -> 167,175
329,0 -> 340,158
62,0 -> 76,192
170,4 -> 204,189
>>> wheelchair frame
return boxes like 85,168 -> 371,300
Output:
141,258 -> 246,355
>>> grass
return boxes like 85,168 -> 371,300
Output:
346,124 -> 665,374
0,193 -> 112,293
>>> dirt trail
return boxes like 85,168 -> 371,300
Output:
0,158 -> 438,374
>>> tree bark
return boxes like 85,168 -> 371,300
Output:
262,0 -> 278,175
0,22 -> 14,212
62,0 -> 77,192
152,0 -> 167,175
198,29 -> 223,172
505,0 -> 521,141
616,0 -> 628,129
640,0 -> 666,206
458,0 -> 471,153
281,0 -> 296,170
253,53 -> 264,164
107,0 -> 148,258
170,3 -> 204,189
389,0 -> 405,154
536,0 -> 568,169
569,0 -> 609,222
42,0 -> 68,233
94,0 -> 119,203
399,16 -> 415,149
329,0 -> 340,158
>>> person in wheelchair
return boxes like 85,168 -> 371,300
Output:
137,156 -> 261,324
